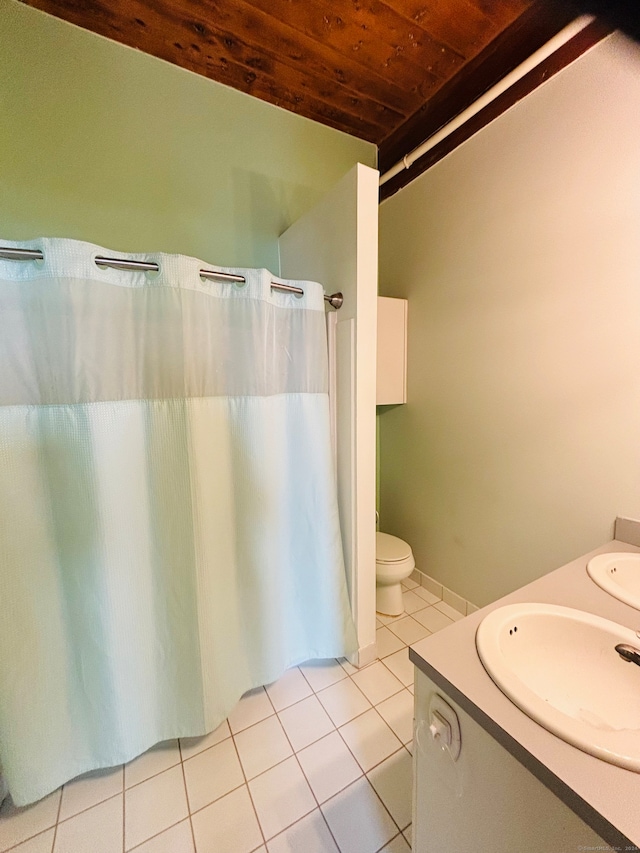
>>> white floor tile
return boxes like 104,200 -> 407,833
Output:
381,833 -> 411,852
296,732 -> 362,804
434,600 -> 464,622
182,737 -> 244,814
412,607 -> 454,634
316,679 -> 371,728
277,695 -> 335,752
413,586 -> 440,606
228,688 -> 274,734
234,715 -> 293,780
338,710 -> 403,773
401,578 -> 418,590
248,758 -> 316,841
124,765 -> 188,850
376,626 -> 405,659
350,662 -> 404,706
59,766 -> 123,822
403,824 -> 412,846
10,829 -> 54,853
321,777 -> 397,853
376,690 -> 414,745
266,809 -> 338,853
0,790 -> 61,852
401,590 -> 428,615
179,720 -> 231,761
386,616 -> 431,645
125,741 -> 180,789
367,748 -> 413,830
376,618 -> 384,628
130,819 -> 194,853
299,660 -> 347,693
265,668 -> 312,711
54,795 -> 122,853
381,650 -> 415,688
191,786 -> 263,853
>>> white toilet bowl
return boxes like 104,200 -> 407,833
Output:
376,531 -> 415,616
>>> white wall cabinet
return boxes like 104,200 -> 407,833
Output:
376,296 -> 407,405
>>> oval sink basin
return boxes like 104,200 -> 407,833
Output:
587,552 -> 640,610
476,603 -> 640,771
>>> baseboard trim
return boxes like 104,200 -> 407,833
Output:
410,568 -> 479,616
349,641 -> 378,669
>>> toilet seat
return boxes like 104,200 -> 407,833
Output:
376,532 -> 412,564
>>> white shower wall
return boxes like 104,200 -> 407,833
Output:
280,164 -> 380,667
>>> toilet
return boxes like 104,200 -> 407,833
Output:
376,531 -> 415,616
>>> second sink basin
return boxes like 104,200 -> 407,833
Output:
587,552 -> 640,610
476,603 -> 640,771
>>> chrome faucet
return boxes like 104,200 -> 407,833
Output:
615,644 -> 640,666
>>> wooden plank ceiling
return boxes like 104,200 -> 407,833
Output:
22,0 -> 577,172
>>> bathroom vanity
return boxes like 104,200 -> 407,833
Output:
410,522 -> 640,852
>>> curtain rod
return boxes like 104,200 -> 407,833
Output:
0,247 -> 344,310
379,15 -> 594,188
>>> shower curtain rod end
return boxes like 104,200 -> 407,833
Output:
325,292 -> 343,310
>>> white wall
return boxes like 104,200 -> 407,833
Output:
378,33 -> 640,606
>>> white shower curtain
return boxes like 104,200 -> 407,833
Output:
0,237 -> 356,806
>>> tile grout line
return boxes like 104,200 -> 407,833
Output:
264,683 -> 328,843
178,754 -> 197,853
375,830 -> 408,853
229,696 -> 268,852
231,768 -> 265,849
51,785 -> 64,853
125,817 -> 191,852
345,668 -> 409,704
378,655 -> 414,692
49,792 -> 125,834
370,701 -> 414,753
185,780 -> 246,820
1,826 -> 54,853
121,764 -> 126,853
276,720 -> 344,851
364,765 -> 405,845
124,757 -> 181,791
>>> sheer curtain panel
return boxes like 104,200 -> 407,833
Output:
0,237 -> 356,805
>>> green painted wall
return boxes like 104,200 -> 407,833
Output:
0,0 -> 375,270
379,34 -> 640,607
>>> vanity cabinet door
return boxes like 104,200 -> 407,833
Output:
413,668 -> 608,853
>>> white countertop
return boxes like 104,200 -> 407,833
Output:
410,538 -> 640,847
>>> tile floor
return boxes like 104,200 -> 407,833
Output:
0,579 -> 462,853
